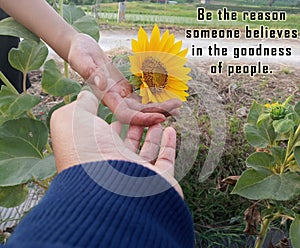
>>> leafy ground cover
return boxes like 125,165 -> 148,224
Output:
183,60 -> 300,247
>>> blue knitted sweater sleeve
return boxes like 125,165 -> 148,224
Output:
2,160 -> 194,248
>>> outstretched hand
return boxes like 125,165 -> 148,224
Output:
68,33 -> 182,126
50,90 -> 183,197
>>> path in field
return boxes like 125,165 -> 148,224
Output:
99,29 -> 300,68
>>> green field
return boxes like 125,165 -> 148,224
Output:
91,1 -> 300,30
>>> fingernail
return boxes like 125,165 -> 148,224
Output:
94,76 -> 101,87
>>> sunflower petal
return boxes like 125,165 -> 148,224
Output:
166,40 -> 182,54
137,26 -> 149,51
159,30 -> 170,51
149,24 -> 161,51
177,48 -> 188,57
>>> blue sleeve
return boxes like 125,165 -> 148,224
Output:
2,160 -> 194,248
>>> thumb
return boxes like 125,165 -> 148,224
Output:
76,90 -> 99,115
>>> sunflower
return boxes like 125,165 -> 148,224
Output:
265,102 -> 287,120
129,24 -> 191,104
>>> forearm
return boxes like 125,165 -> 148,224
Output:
0,0 -> 77,61
5,161 -> 194,248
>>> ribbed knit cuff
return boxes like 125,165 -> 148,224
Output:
7,160 -> 194,248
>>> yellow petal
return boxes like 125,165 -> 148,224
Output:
177,48 -> 188,57
137,26 -> 149,51
165,87 -> 189,101
149,24 -> 161,51
158,30 -> 170,51
166,40 -> 182,54
132,39 -> 141,53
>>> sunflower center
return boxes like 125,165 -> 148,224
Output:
141,57 -> 168,88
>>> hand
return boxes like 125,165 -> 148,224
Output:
50,90 -> 183,197
67,33 -> 182,126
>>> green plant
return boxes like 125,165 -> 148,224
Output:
232,96 -> 300,248
0,3 -> 99,208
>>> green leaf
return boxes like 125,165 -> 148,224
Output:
247,101 -> 265,125
6,94 -> 39,116
282,95 -> 293,107
295,102 -> 300,117
98,103 -> 114,124
118,63 -> 132,79
0,118 -> 56,186
270,146 -> 286,165
63,4 -> 85,24
0,87 -> 40,125
259,116 -> 276,143
130,75 -> 142,88
63,5 -> 99,41
0,118 -> 48,152
257,113 -> 271,127
29,155 -> 56,181
232,169 -> 300,201
273,119 -> 295,134
244,123 -> 275,148
0,185 -> 28,208
289,161 -> 300,172
294,103 -> 300,126
246,152 -> 275,171
42,60 -> 81,97
8,39 -> 48,74
73,15 -> 100,41
295,146 -> 300,167
0,17 -> 39,41
290,215 -> 300,248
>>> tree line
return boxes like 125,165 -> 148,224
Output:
46,0 -> 300,6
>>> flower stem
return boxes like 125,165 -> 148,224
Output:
27,110 -> 36,120
284,125 -> 300,166
32,179 -> 48,190
45,143 -> 53,154
63,95 -> 71,104
294,125 -> 300,142
64,61 -> 69,78
286,153 -> 295,164
22,72 -> 27,93
255,217 -> 272,248
58,0 -> 63,16
0,71 -> 19,94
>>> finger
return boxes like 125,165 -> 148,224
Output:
165,108 -> 180,117
155,127 -> 176,177
124,125 -> 145,152
105,94 -> 166,126
110,121 -> 123,136
76,90 -> 99,115
125,97 -> 183,115
89,69 -> 132,98
130,112 -> 166,126
139,124 -> 163,164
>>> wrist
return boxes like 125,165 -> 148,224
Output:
55,28 -> 78,61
